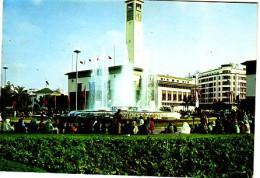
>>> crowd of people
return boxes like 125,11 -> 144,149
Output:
161,109 -> 254,134
190,110 -> 254,134
0,109 -> 156,135
0,109 -> 255,135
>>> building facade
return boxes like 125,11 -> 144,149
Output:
240,60 -> 256,113
157,74 -> 195,111
66,68 -> 195,111
241,60 -> 256,99
198,63 -> 246,109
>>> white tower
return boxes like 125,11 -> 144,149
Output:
125,0 -> 143,68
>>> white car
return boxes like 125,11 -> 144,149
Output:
68,111 -> 82,117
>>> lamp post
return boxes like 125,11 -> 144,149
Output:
193,74 -> 199,108
3,67 -> 8,86
74,50 -> 81,111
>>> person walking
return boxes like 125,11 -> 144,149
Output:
114,109 -> 122,134
149,117 -> 155,134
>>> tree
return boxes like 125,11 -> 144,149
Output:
0,83 -> 32,113
13,86 -> 31,111
0,82 -> 15,111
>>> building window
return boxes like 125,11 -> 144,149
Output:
178,93 -> 182,101
168,91 -> 172,101
222,87 -> 230,91
222,81 -> 230,85
223,76 -> 231,79
223,70 -> 231,74
162,90 -> 166,101
173,92 -> 177,101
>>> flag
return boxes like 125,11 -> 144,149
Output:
108,56 -> 112,59
46,81 -> 49,85
82,85 -> 86,98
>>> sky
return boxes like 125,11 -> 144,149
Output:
1,0 -> 258,94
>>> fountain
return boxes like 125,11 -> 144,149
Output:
86,46 -> 158,112
138,68 -> 157,111
111,46 -> 136,110
88,48 -> 109,110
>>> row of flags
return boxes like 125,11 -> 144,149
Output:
79,56 -> 112,64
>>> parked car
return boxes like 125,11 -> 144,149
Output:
68,111 -> 82,117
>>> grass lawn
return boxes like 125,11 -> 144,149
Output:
0,157 -> 46,173
0,132 -> 252,140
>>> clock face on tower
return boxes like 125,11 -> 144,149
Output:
135,11 -> 142,21
127,11 -> 133,21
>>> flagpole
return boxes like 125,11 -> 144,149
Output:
84,84 -> 86,110
68,94 -> 70,111
74,50 -> 81,111
55,95 -> 56,110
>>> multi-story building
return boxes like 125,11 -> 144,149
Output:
157,74 -> 195,111
241,60 -> 256,113
198,63 -> 246,109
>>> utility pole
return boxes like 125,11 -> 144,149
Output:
74,50 -> 81,111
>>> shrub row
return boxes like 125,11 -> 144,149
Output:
0,134 -> 254,177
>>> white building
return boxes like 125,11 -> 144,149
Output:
198,63 -> 246,109
157,74 -> 195,111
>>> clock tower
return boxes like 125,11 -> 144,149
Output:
125,0 -> 143,68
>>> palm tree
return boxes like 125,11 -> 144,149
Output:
13,86 -> 31,111
0,82 -> 15,111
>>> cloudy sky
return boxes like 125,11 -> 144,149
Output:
1,0 -> 258,94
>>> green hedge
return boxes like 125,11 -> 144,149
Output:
0,134 -> 254,177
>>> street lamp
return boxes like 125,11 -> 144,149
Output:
74,50 -> 81,111
193,74 -> 199,108
3,67 -> 8,86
